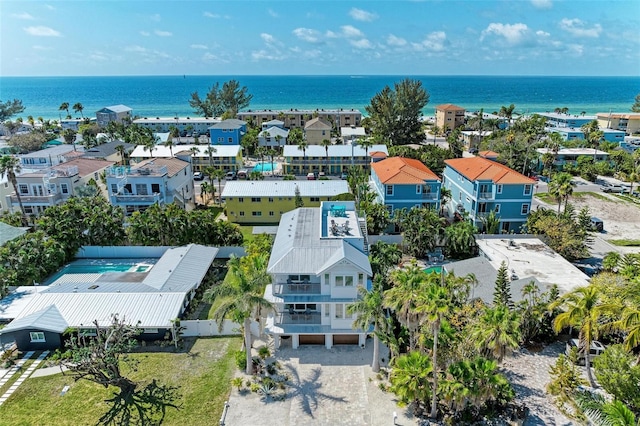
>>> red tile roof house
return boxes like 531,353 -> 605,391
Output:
442,157 -> 535,233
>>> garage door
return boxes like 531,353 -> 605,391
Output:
299,334 -> 325,345
333,334 -> 359,345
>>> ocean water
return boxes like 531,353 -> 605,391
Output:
1,75 -> 638,121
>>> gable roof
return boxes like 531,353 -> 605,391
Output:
1,305 -> 68,334
436,103 -> 465,111
304,117 -> 332,131
100,105 -> 132,113
372,157 -> 440,184
0,223 -> 28,246
445,157 -> 534,184
210,119 -> 246,129
83,141 -> 135,159
259,127 -> 289,138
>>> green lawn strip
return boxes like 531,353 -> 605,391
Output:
534,193 -> 556,204
238,225 -> 254,244
0,337 -> 241,426
608,239 -> 640,247
208,206 -> 223,218
612,194 -> 640,205
0,358 -> 36,395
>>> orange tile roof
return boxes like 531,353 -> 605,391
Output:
369,151 -> 388,158
436,103 -> 465,111
372,157 -> 440,184
444,157 -> 534,184
478,150 -> 499,158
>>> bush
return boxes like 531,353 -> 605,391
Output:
235,350 -> 247,371
593,345 -> 640,410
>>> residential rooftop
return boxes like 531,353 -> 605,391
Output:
372,157 -> 440,184
221,180 -> 348,198
283,144 -> 388,158
445,156 -> 534,184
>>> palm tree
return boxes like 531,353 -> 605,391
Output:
499,104 -> 516,126
548,172 -> 574,214
189,146 -> 200,172
168,125 -> 180,144
0,155 -> 26,225
72,102 -> 84,118
213,168 -> 225,204
616,307 -> 640,353
274,134 -> 283,153
115,144 -> 127,165
348,276 -> 386,372
358,137 -> 374,170
552,285 -> 617,387
389,351 -> 432,414
204,255 -> 274,375
59,102 -> 70,119
143,139 -> 156,158
163,138 -> 175,157
204,146 -> 216,166
385,264 -> 427,351
297,138 -> 308,175
320,138 -> 332,174
470,305 -> 521,363
200,181 -> 211,205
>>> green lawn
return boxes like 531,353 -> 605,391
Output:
534,193 -> 556,204
0,337 -> 241,426
609,239 -> 640,247
238,225 -> 254,244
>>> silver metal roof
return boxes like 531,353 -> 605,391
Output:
283,144 -> 388,158
221,180 -> 348,198
1,305 -> 68,334
143,244 -> 218,292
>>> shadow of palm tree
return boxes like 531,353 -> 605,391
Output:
283,365 -> 347,418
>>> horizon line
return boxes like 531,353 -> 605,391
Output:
2,74 -> 639,79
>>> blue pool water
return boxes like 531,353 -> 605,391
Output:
253,162 -> 275,172
44,259 -> 156,284
424,266 -> 443,274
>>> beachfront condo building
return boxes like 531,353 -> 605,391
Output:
535,112 -> 595,128
18,145 -> 77,169
535,148 -> 610,172
237,109 -> 362,130
60,118 -> 97,131
370,157 -> 441,214
207,119 -> 247,145
282,144 -> 388,175
105,158 -> 194,215
222,180 -> 349,224
96,105 -> 132,127
129,144 -> 243,174
303,117 -> 332,145
5,158 -> 114,217
133,116 -> 221,134
436,104 -> 465,132
596,112 -> 640,135
443,157 -> 535,233
264,201 -> 372,349
545,126 -> 625,143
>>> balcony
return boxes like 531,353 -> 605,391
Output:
421,193 -> 438,200
10,193 -> 63,205
273,282 -> 321,295
275,311 -> 322,325
113,193 -> 162,204
478,192 -> 493,200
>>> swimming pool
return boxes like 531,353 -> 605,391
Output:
44,259 -> 156,284
423,266 -> 443,274
253,162 -> 275,172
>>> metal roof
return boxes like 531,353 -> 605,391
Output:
0,223 -> 28,246
1,305 -> 68,333
283,144 -> 388,158
142,244 -> 218,292
100,105 -> 132,113
19,144 -> 76,158
130,144 -> 241,158
221,180 -> 348,198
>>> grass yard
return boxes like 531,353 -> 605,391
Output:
534,193 -> 556,204
0,337 -> 241,426
609,239 -> 640,247
238,225 -> 254,244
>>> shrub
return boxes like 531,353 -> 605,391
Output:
231,377 -> 244,391
235,350 -> 247,371
258,346 -> 271,360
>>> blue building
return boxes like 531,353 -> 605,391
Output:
535,112 -> 595,128
443,157 -> 535,233
208,119 -> 247,145
546,127 -> 625,143
370,157 -> 441,214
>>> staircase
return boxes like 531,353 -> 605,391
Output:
357,215 -> 369,255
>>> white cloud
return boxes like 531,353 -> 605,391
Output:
125,45 -> 170,60
203,11 -> 220,18
150,13 -> 161,22
140,31 -> 150,36
531,0 -> 552,9
350,39 -> 372,49
559,18 -> 602,38
567,43 -> 584,56
325,30 -> 339,39
261,33 -> 276,44
191,44 -> 208,50
387,34 -> 407,47
154,30 -> 172,37
480,23 -> 529,45
536,30 -> 550,37
44,4 -> 55,10
12,12 -> 35,20
268,9 -> 278,18
293,28 -> 320,43
125,45 -> 147,53
202,52 -> 229,63
341,25 -> 364,38
413,31 -> 447,51
23,26 -> 61,37
304,49 -> 322,59
32,45 -> 51,50
349,8 -> 377,22
251,49 -> 286,61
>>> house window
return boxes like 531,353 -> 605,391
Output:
111,184 -> 118,194
521,204 -> 530,215
79,328 -> 97,337
251,197 -> 261,202
494,204 -> 501,214
496,184 -> 503,194
385,205 -> 393,214
358,273 -> 364,286
238,197 -> 244,202
478,202 -> 487,213
228,137 -> 233,143
60,183 -> 69,194
268,197 -> 274,202
151,183 -> 160,193
386,185 -> 393,195
459,192 -> 462,201
310,197 -> 320,202
29,332 -> 45,342
335,276 -> 344,287
143,328 -> 159,334
136,184 -> 148,195
218,137 -> 223,143
324,273 -> 329,285
324,304 -> 330,317
416,185 -> 422,194
345,276 -> 354,286
252,211 -> 262,216
523,184 -> 532,196
239,211 -> 245,216
335,304 -> 344,319
19,184 -> 29,195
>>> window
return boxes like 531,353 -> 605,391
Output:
478,202 -> 487,213
521,204 -> 530,215
358,273 -> 364,286
523,184 -> 532,196
228,137 -> 233,143
30,332 -> 45,342
252,211 -> 262,216
335,304 -> 344,319
239,211 -> 245,216
496,184 -> 503,194
459,192 -> 462,201
345,276 -> 354,286
324,303 -> 330,317
494,204 -> 501,214
60,183 -> 69,194
79,328 -> 97,337
268,197 -> 274,202
335,276 -> 344,287
310,197 -> 320,202
238,197 -> 244,202
251,197 -> 261,202
218,137 -> 223,143
135,184 -> 148,195
19,184 -> 29,195
143,328 -> 159,334
324,273 -> 330,285
111,184 -> 118,194
385,205 -> 393,214
151,183 -> 160,193
386,185 -> 393,196
416,185 -> 422,194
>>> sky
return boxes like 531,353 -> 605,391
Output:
1,0 -> 639,77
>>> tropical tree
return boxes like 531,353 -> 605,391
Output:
480,209 -> 500,234
59,102 -> 70,119
296,137 -> 308,174
444,220 -> 477,260
498,104 -> 516,125
204,255 -> 274,375
0,99 -> 25,122
581,120 -> 604,159
0,155 -> 26,225
358,137 -> 374,170
115,144 -> 127,165
548,172 -> 574,214
348,276 -> 386,372
368,240 -> 402,281
395,207 -> 445,257
72,102 -> 84,118
632,93 -> 640,113
168,125 -> 180,144
470,305 -> 521,363
200,181 -> 211,204
213,168 -> 225,204
320,138 -> 332,174
163,138 -> 175,157
389,351 -> 432,414
552,285 -> 618,387
189,79 -> 252,118
493,261 -> 514,308
204,146 -> 216,166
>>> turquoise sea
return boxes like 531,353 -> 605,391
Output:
1,75 -> 638,120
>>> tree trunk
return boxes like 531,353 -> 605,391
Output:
430,322 -> 439,419
585,348 -> 595,387
372,326 -> 380,373
244,317 -> 253,375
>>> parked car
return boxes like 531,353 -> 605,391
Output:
193,172 -> 204,181
590,217 -> 604,232
226,171 -> 237,180
565,339 -> 606,365
340,172 -> 348,180
306,172 -> 316,180
601,183 -> 624,193
237,169 -> 248,179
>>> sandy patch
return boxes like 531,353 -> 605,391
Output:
569,193 -> 640,241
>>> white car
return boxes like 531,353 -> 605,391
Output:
193,172 -> 204,181
565,339 -> 605,365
